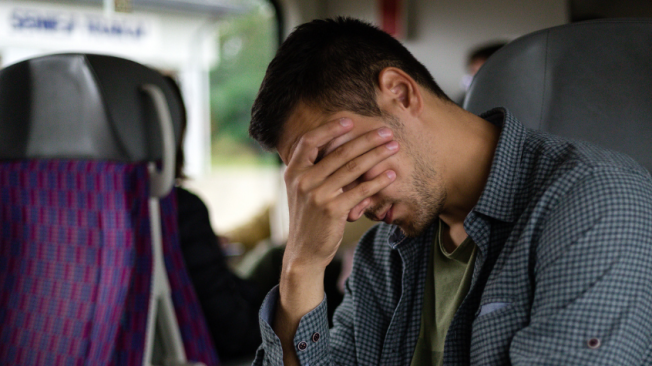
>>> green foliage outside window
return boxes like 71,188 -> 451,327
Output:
210,3 -> 277,166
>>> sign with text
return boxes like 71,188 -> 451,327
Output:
0,2 -> 159,53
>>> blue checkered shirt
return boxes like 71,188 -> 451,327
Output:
253,108 -> 652,365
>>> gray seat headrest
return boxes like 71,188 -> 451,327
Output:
0,53 -> 183,162
464,19 -> 652,172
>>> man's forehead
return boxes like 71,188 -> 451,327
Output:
278,103 -> 334,163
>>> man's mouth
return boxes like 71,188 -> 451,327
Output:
384,205 -> 394,224
375,205 -> 393,224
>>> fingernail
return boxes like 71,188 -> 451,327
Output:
386,141 -> 399,150
378,128 -> 392,138
386,171 -> 396,180
339,118 -> 352,127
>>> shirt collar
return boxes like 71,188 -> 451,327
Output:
386,219 -> 438,250
470,108 -> 528,223
388,226 -> 406,247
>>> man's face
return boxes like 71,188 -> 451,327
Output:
277,103 -> 445,237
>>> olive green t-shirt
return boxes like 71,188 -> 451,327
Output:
410,219 -> 477,366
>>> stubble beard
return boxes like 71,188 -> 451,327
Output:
365,113 -> 446,238
395,151 -> 445,237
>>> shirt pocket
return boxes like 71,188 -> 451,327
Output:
477,302 -> 511,317
472,299 -> 517,335
470,300 -> 528,365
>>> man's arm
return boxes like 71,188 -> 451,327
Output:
267,117 -> 399,365
510,168 -> 652,365
253,244 -> 365,365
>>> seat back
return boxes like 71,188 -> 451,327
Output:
0,160 -> 150,365
463,19 -> 652,172
160,194 -> 222,364
0,54 -> 219,365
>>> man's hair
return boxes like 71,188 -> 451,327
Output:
249,17 -> 451,150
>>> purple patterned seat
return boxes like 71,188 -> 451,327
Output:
108,188 -> 219,366
160,192 -> 220,366
0,54 -> 220,366
0,160 -> 149,365
0,162 -> 220,366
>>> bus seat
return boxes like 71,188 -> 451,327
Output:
0,54 -> 218,366
464,18 -> 652,173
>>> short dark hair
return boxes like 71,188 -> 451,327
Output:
250,17 -> 450,150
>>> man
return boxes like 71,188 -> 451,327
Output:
248,17 -> 652,365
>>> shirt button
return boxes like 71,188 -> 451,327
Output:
311,332 -> 320,343
297,341 -> 308,351
587,338 -> 601,349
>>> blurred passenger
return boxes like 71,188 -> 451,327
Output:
456,41 -> 506,105
166,76 -> 264,362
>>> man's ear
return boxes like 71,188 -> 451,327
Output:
377,67 -> 423,117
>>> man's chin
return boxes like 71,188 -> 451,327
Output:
395,221 -> 423,238
399,227 -> 421,238
395,216 -> 436,238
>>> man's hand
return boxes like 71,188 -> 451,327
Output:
284,117 -> 398,272
275,117 -> 399,365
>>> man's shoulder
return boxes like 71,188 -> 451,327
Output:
505,130 -> 652,246
520,131 -> 652,251
520,130 -> 652,200
494,129 -> 652,278
524,129 -> 649,177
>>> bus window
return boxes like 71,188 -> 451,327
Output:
183,2 -> 280,240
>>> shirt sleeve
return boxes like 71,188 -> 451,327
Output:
251,223 -> 388,366
510,168 -> 652,365
252,285 -> 334,365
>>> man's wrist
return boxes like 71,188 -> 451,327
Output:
281,255 -> 328,279
273,261 -> 326,366
278,263 -> 326,315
